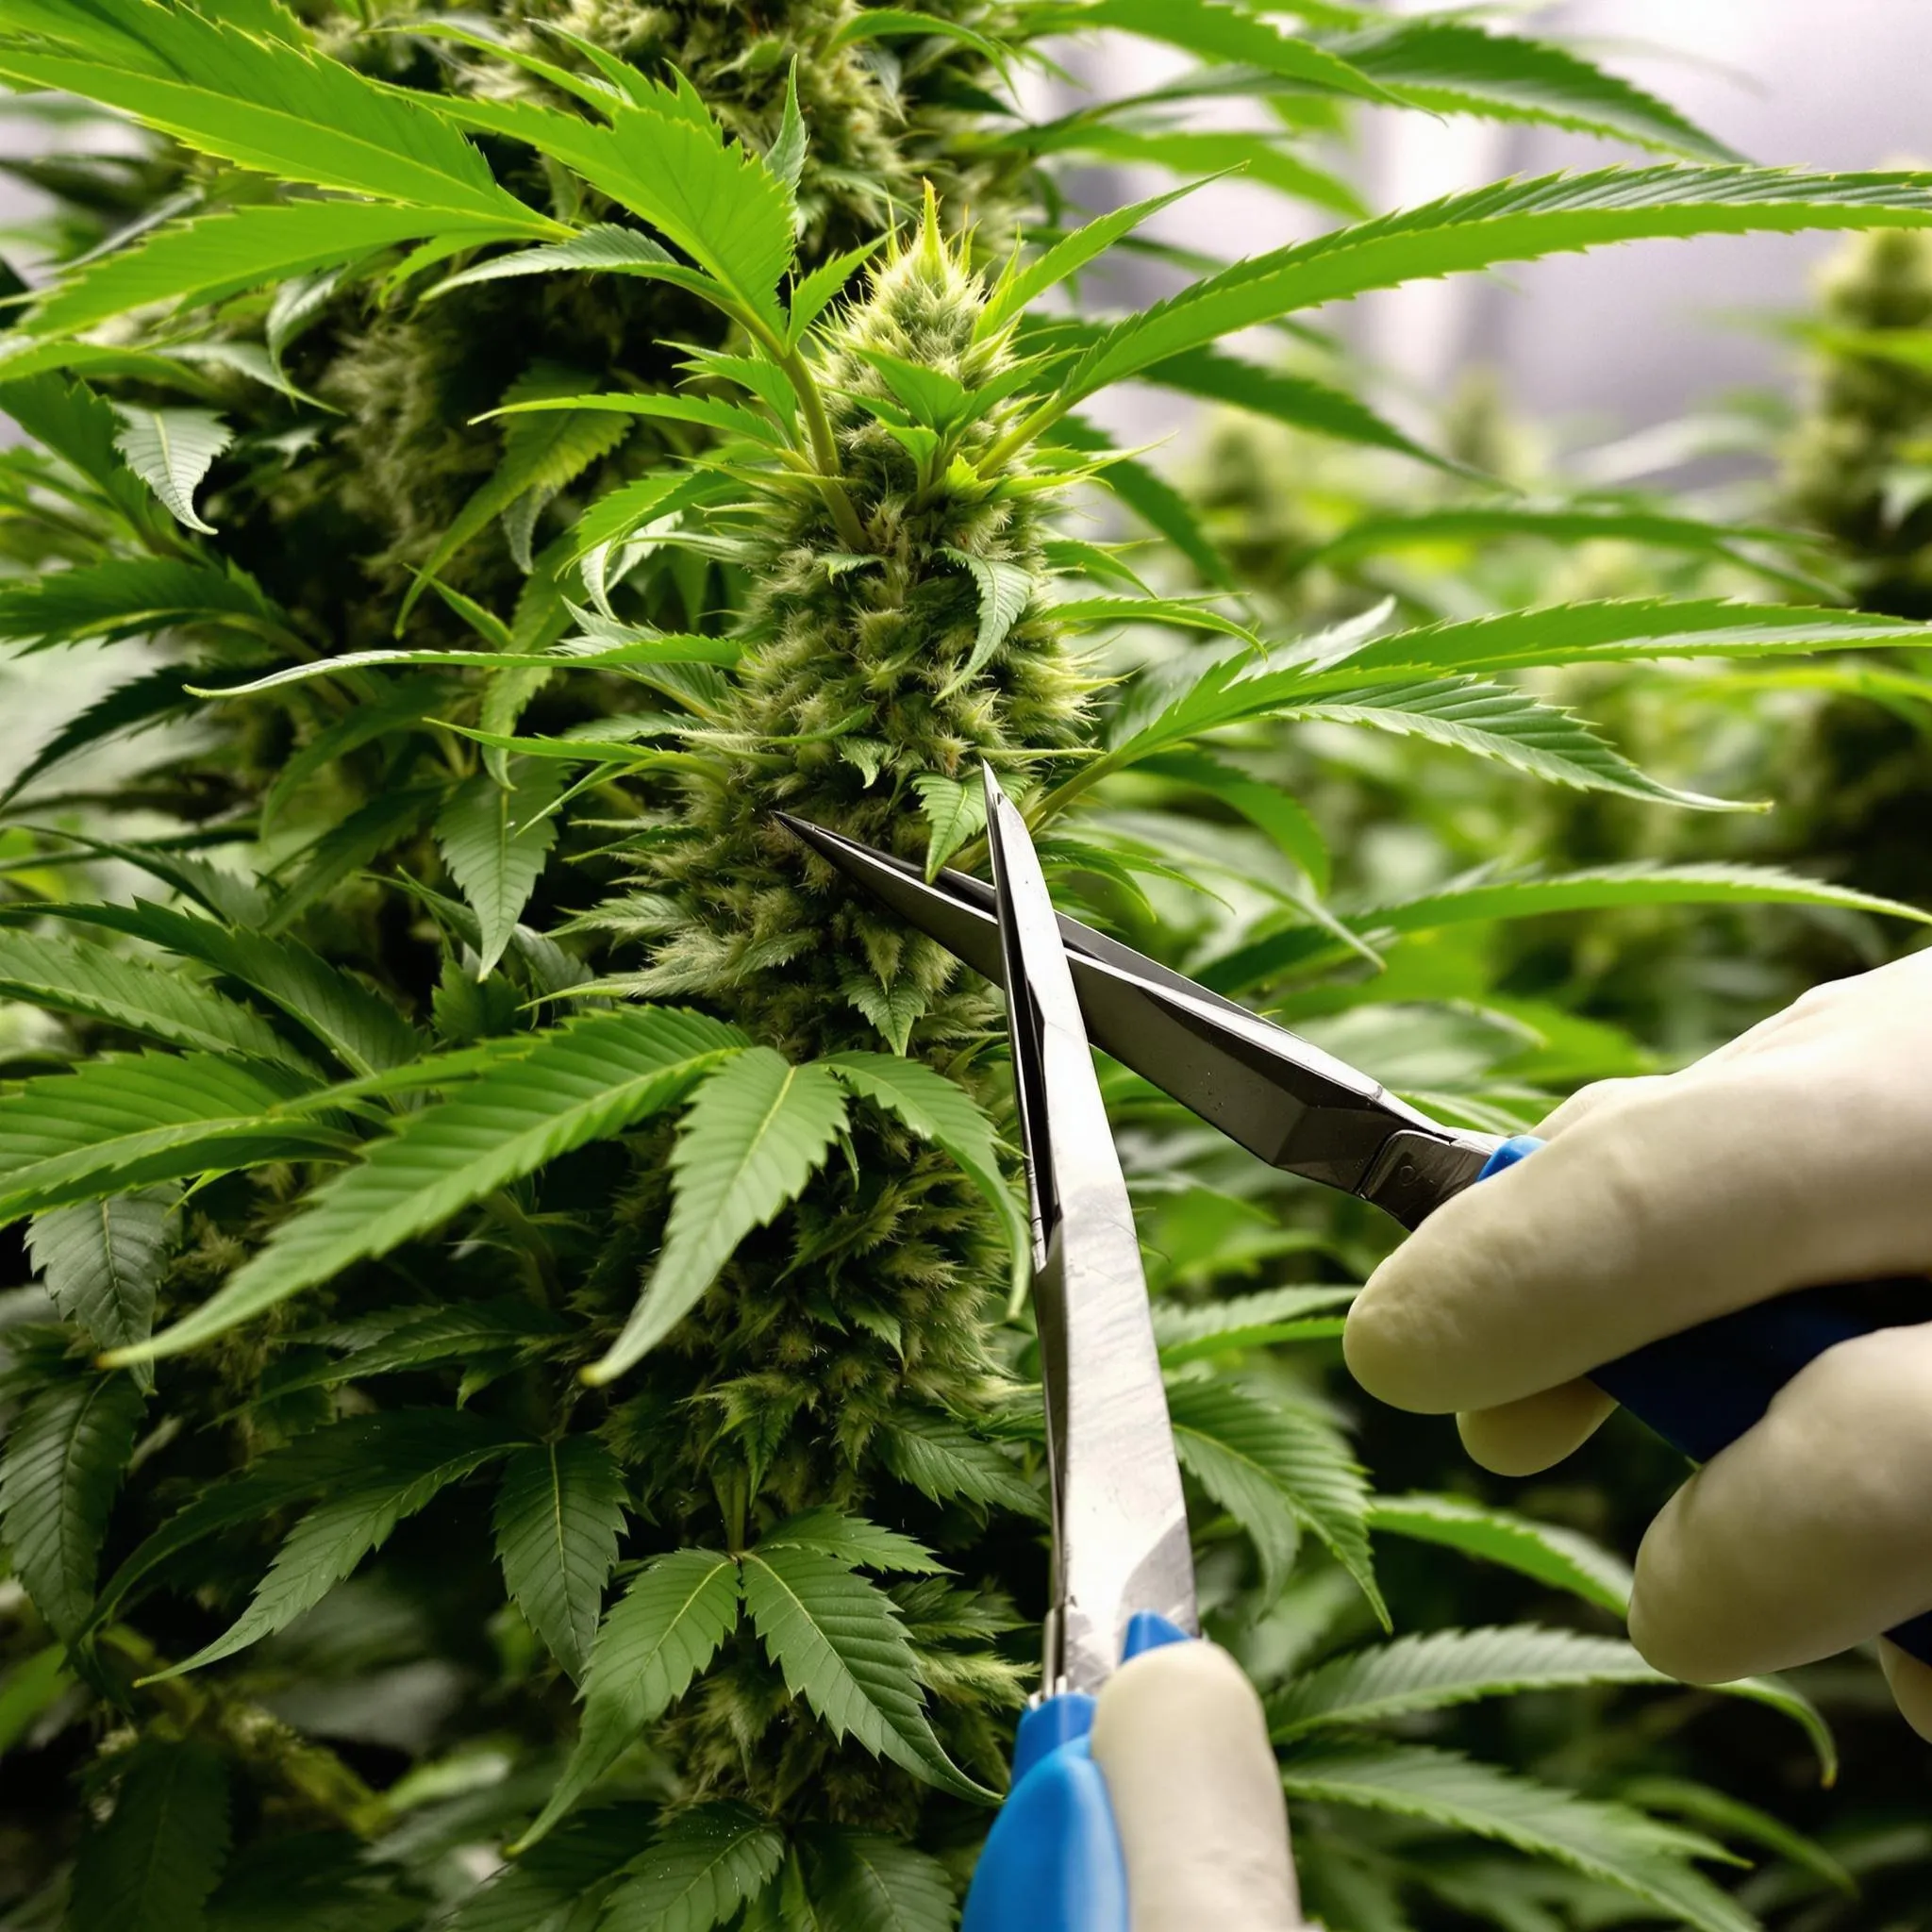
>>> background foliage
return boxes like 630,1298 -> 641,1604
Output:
0,3 -> 1924,1928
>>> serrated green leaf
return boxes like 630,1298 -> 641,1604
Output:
1364,1492 -> 1632,1614
483,388 -> 790,449
0,557 -> 286,651
1078,0 -> 1400,106
1141,751 -> 1331,892
600,1804 -> 786,1932
1619,1777 -> 1855,1895
587,1049 -> 846,1384
436,763 -> 566,977
0,1372 -> 144,1641
495,1437 -> 630,1680
1336,18 -> 1737,161
1139,344 -> 1458,474
909,774 -> 987,879
429,222 -> 709,307
111,404 -> 232,533
1153,1285 -> 1357,1366
802,1827 -> 957,1932
149,1410 -> 525,1679
0,1052 -> 339,1227
788,237 -> 884,343
428,88 -> 793,328
1054,594 -> 1258,645
758,1508 -> 946,1576
1205,862 -> 1932,992
515,1549 -> 742,1852
447,1806 -> 650,1932
112,1008 -> 744,1365
741,1542 -> 985,1800
400,364 -> 635,624
938,548 -> 1034,691
824,1051 -> 1027,1307
1269,1626 -> 1677,1738
91,1412 -> 502,1641
1054,168 -> 1932,414
878,1412 -> 1043,1522
1287,677 -> 1747,811
21,900 -> 422,1077
70,1739 -> 231,1932
1345,596 -> 1928,677
980,181 -> 1208,339
1168,1377 -> 1384,1620
0,927 -> 311,1065
0,663 -> 201,807
29,201 -> 492,338
274,1298 -> 571,1398
1276,1743 -> 1753,1932
0,7 -> 544,228
0,367 -> 168,527
28,1189 -> 175,1390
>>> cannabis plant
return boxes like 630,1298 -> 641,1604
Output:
1,5 -> 1931,1928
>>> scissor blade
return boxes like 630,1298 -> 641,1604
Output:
775,812 -> 1492,1222
981,768 -> 1197,1696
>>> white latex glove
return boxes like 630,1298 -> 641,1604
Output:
1089,1640 -> 1303,1931
1344,950 -> 1932,1740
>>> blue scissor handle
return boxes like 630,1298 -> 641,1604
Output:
961,1613 -> 1191,1932
1478,1136 -> 1932,1663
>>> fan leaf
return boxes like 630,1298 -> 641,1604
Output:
109,1008 -> 745,1364
586,1049 -> 846,1384
515,1548 -> 742,1852
494,1436 -> 630,1681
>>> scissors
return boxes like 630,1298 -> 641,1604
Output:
777,774 -> 1932,1923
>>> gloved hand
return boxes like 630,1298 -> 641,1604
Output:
1089,1640 -> 1303,1930
1343,951 -> 1932,1740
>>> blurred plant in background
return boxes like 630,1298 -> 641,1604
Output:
0,4 -> 1924,1930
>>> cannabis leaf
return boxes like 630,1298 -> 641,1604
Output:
516,1549 -> 742,1852
1052,168 -> 1932,416
0,929 -> 308,1067
1277,1743 -> 1753,1932
28,1190 -> 176,1391
445,1805 -> 647,1932
587,1049 -> 847,1384
600,1805 -> 787,1932
1269,1626 -> 1679,1737
1364,1492 -> 1633,1614
0,1053 -> 338,1228
800,1827 -> 958,1932
494,1437 -> 630,1680
0,3 -> 547,227
0,1373 -> 145,1641
909,774 -> 987,879
825,1053 -> 1027,1303
114,1008 -> 745,1364
29,202 -> 483,338
941,547 -> 1034,690
878,1411 -> 1044,1522
758,1508 -> 948,1576
436,764 -> 566,976
1168,1377 -> 1386,1620
1152,1284 -> 1358,1366
69,1739 -> 231,1932
741,1541 -> 985,1800
23,899 -> 423,1075
110,404 -> 232,534
150,1409 -> 525,1679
